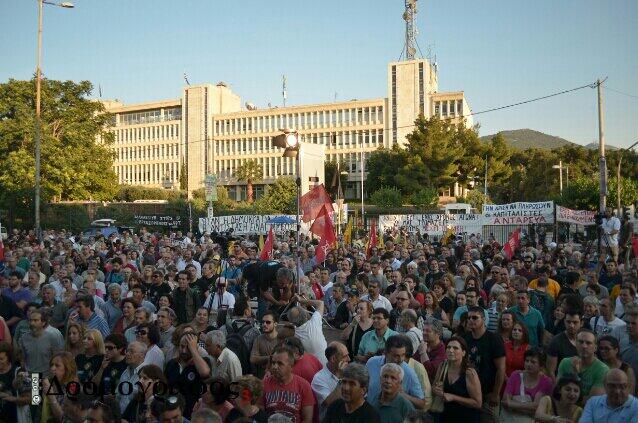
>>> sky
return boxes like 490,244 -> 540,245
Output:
2,0 -> 637,148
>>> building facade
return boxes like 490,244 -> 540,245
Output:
103,58 -> 472,200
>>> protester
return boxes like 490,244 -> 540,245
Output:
534,375 -> 583,423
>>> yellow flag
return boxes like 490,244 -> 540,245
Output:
377,226 -> 384,249
258,235 -> 264,251
227,241 -> 235,256
343,219 -> 353,245
441,227 -> 455,245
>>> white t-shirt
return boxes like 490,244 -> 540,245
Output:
311,367 -> 339,421
203,291 -> 236,311
602,216 -> 621,246
361,294 -> 393,312
591,315 -> 626,337
295,311 -> 328,365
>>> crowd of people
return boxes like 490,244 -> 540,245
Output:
0,207 -> 635,423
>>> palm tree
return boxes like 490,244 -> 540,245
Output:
235,160 -> 263,203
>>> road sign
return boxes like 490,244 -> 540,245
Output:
204,174 -> 217,202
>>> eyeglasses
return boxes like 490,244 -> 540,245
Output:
262,320 -> 273,325
136,330 -> 148,336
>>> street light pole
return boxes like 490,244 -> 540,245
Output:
34,0 -> 44,242
34,0 -> 73,242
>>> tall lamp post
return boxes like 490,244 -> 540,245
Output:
34,0 -> 74,241
617,140 -> 638,217
552,161 -> 569,195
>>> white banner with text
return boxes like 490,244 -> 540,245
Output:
482,201 -> 555,225
556,206 -> 596,226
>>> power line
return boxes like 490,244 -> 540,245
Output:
606,86 -> 638,100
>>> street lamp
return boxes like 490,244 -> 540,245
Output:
34,0 -> 74,241
617,140 -> 638,217
552,161 -> 569,195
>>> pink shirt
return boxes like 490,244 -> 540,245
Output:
504,370 -> 553,398
262,373 -> 316,422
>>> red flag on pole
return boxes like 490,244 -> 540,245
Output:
0,239 -> 4,262
366,220 -> 378,258
313,205 -> 337,263
503,228 -> 521,260
632,235 -> 638,259
300,184 -> 333,223
259,226 -> 275,261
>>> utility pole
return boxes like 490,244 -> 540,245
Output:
35,0 -> 44,242
598,78 -> 607,215
484,154 -> 488,197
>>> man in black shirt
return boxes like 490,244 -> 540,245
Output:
546,310 -> 581,378
463,306 -> 506,422
323,362 -> 381,423
148,270 -> 171,306
94,334 -> 128,395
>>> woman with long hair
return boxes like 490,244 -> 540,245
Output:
505,321 -> 530,377
501,348 -> 553,422
423,291 -> 449,327
41,352 -> 79,423
121,364 -> 167,423
497,310 -> 516,343
432,279 -> 455,314
75,329 -> 105,384
64,323 -> 86,359
191,307 -> 215,345
535,375 -> 583,423
135,322 -> 165,369
465,276 -> 488,307
341,300 -> 374,360
432,336 -> 482,423
0,342 -> 26,421
597,335 -> 636,394
547,305 -> 566,335
112,298 -> 137,335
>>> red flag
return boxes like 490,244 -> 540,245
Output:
300,184 -> 333,223
632,235 -> 638,258
0,239 -> 4,262
503,228 -> 521,260
366,220 -> 378,258
313,206 -> 337,263
259,227 -> 275,261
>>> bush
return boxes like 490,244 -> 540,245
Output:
370,187 -> 403,208
410,188 -> 439,210
116,185 -> 186,202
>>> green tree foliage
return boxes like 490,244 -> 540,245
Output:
117,186 -> 185,201
458,190 -> 490,212
256,177 -> 296,214
235,160 -> 263,203
179,162 -> 188,191
483,133 -> 513,202
366,145 -> 408,195
410,188 -> 439,210
0,78 -> 118,218
370,187 -> 403,208
556,177 -> 599,210
324,159 -> 348,199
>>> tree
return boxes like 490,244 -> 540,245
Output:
556,177 -> 599,210
483,133 -> 513,203
410,188 -> 439,210
179,162 -> 188,191
365,146 -> 408,195
458,190 -> 489,212
256,177 -> 296,213
0,78 -> 118,222
370,187 -> 403,208
235,159 -> 263,203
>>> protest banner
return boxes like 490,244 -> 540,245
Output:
379,213 -> 483,236
134,215 -> 183,228
482,201 -> 554,225
556,206 -> 596,226
198,215 -> 311,236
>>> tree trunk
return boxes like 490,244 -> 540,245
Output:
247,179 -> 254,203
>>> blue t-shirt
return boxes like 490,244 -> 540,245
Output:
365,356 -> 424,403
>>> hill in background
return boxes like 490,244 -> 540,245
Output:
479,129 -> 574,150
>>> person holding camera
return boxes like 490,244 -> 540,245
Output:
203,277 -> 236,311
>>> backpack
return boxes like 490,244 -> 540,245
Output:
226,320 -> 253,375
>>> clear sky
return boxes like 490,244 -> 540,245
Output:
2,0 -> 637,148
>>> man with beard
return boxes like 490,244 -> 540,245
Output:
165,332 -> 212,419
250,311 -> 279,378
546,310 -> 582,378
262,345 -> 315,423
17,308 -> 63,378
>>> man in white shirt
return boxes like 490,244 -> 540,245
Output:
592,297 -> 626,337
203,277 -> 236,311
361,280 -> 393,313
288,295 -> 328,365
602,207 -> 621,262
311,342 -> 350,421
118,341 -> 147,414
177,249 -> 201,278
204,330 -> 242,382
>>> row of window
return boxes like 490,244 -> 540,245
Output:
434,100 -> 464,117
115,143 -> 180,162
114,124 -> 180,144
215,106 -> 384,136
214,129 -> 384,156
116,162 -> 179,185
118,108 -> 181,126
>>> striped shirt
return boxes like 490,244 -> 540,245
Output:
81,312 -> 110,338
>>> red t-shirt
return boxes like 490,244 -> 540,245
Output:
262,373 -> 316,422
505,340 -> 529,377
293,353 -> 323,385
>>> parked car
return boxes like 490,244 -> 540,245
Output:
81,219 -> 134,242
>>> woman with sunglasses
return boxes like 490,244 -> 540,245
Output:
75,329 -> 105,384
135,322 -> 165,369
122,364 -> 167,423
597,335 -> 636,394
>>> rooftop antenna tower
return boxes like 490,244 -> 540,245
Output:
403,0 -> 418,60
282,75 -> 287,107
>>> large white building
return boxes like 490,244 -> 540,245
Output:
103,56 -> 472,201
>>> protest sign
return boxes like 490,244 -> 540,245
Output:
556,206 -> 596,226
482,202 -> 554,225
379,213 -> 483,236
198,215 -> 310,235
134,215 -> 183,228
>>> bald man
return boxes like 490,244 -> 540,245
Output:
580,368 -> 638,422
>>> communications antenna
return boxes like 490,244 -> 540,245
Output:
403,0 -> 418,60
